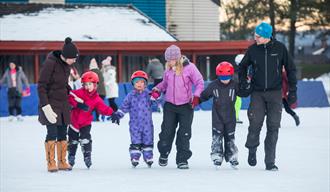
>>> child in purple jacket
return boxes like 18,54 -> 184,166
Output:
111,70 -> 156,168
151,45 -> 204,169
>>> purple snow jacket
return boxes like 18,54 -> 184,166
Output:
156,59 -> 204,105
120,89 -> 154,145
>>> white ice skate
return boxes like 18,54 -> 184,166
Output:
17,115 -> 23,121
229,156 -> 239,170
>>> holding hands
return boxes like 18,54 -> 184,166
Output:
110,110 -> 125,125
150,89 -> 161,100
191,96 -> 200,109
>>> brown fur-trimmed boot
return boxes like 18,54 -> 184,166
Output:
45,141 -> 58,172
56,140 -> 72,171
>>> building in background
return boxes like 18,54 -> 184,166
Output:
166,0 -> 220,40
0,0 -> 220,40
0,0 -> 248,83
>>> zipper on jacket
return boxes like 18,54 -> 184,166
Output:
265,45 -> 268,91
277,58 -> 279,75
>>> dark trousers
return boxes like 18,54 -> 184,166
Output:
282,98 -> 296,117
45,124 -> 68,141
211,120 -> 238,162
157,102 -> 194,164
68,125 -> 92,157
8,88 -> 22,116
245,90 -> 282,165
108,98 -> 118,112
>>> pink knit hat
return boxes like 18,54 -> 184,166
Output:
165,45 -> 182,61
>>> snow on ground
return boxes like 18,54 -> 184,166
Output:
0,6 -> 176,41
317,73 -> 330,103
1,108 -> 329,192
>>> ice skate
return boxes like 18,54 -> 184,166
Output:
266,164 -> 278,171
213,159 -> 222,169
158,157 -> 168,167
17,115 -> 23,121
131,159 -> 139,168
84,155 -> 92,168
229,160 -> 239,170
8,115 -> 14,122
145,159 -> 153,168
177,162 -> 189,169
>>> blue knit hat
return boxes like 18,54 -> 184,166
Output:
255,22 -> 273,39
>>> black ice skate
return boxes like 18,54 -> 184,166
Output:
266,164 -> 278,171
131,159 -> 139,168
177,162 -> 189,169
158,157 -> 168,167
84,153 -> 92,168
248,150 -> 257,166
145,159 -> 153,168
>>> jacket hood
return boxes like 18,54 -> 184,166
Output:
182,56 -> 190,66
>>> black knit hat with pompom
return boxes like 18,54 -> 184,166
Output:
62,37 -> 79,59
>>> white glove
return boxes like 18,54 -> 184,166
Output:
74,97 -> 84,103
42,104 -> 58,124
70,92 -> 84,103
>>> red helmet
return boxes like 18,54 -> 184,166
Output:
81,71 -> 99,83
216,61 -> 234,76
131,70 -> 148,82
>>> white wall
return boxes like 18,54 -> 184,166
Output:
167,0 -> 220,41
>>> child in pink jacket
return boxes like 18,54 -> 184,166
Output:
151,45 -> 204,169
68,71 -> 114,168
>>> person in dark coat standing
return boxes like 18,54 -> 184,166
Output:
38,37 -> 79,172
239,22 -> 297,171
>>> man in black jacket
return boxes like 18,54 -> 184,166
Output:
239,22 -> 297,171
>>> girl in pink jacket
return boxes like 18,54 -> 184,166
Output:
68,71 -> 114,169
152,45 -> 204,169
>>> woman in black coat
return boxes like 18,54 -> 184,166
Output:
38,37 -> 79,172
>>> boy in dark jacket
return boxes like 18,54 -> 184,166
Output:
199,62 -> 244,169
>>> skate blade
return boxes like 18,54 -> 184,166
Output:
230,164 -> 239,170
